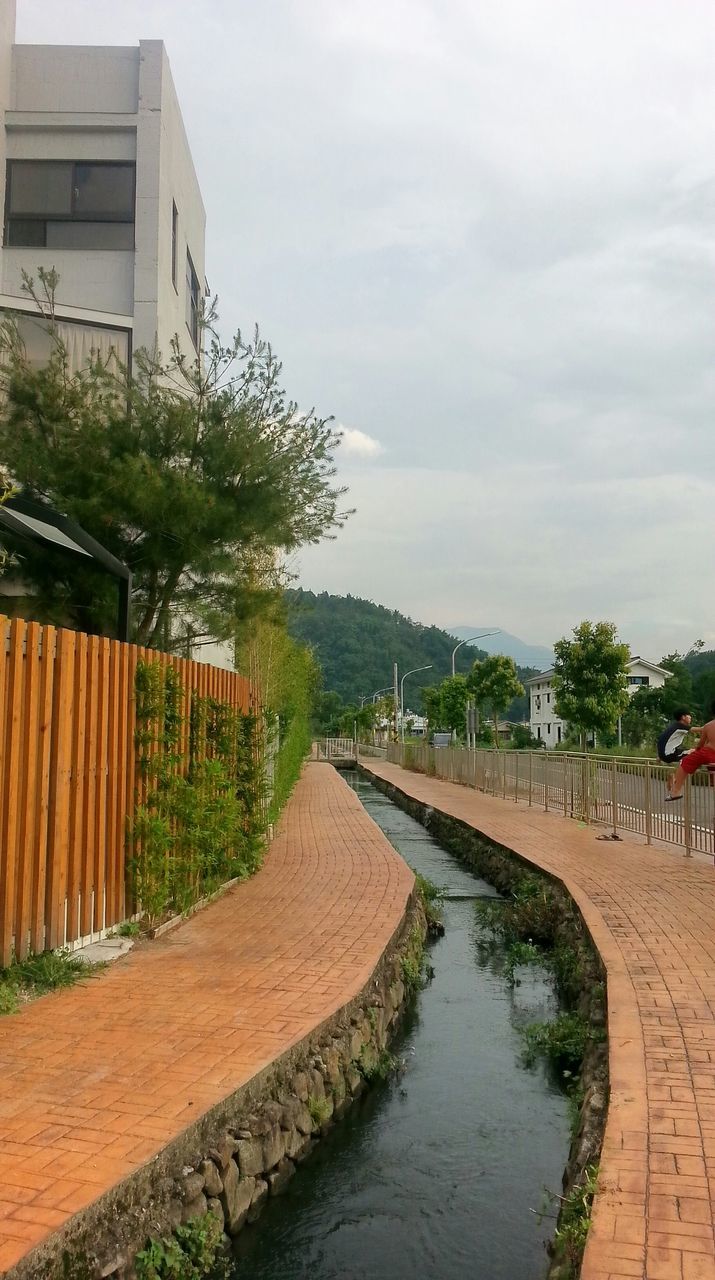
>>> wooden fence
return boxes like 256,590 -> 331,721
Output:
0,617 -> 253,965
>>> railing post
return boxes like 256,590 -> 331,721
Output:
584,756 -> 590,824
684,779 -> 693,858
502,752 -> 507,800
644,761 -> 652,845
514,751 -> 519,803
611,757 -> 618,837
563,756 -> 568,816
528,751 -> 533,806
544,751 -> 549,812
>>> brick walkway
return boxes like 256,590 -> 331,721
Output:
0,764 -> 414,1277
362,758 -> 715,1280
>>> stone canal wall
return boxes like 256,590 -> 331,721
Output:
10,897 -> 425,1280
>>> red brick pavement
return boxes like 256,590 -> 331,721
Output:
362,757 -> 715,1280
0,764 -> 414,1276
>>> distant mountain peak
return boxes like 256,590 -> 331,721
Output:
448,626 -> 552,672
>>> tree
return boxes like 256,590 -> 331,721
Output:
511,723 -> 539,750
552,621 -> 629,752
468,655 -> 524,749
0,274 -> 349,643
438,675 -> 470,735
422,684 -> 444,729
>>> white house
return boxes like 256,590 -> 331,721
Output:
0,0 -> 205,371
527,657 -> 670,748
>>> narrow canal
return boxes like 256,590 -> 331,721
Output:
231,771 -> 570,1280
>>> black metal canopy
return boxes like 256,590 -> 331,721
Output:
0,493 -> 132,642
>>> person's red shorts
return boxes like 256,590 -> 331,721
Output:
681,746 -> 715,774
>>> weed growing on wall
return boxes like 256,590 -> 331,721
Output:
414,873 -> 445,935
550,1165 -> 599,1279
475,874 -> 605,1090
135,1212 -> 228,1279
130,661 -> 264,924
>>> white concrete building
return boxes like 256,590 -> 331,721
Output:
527,657 -> 670,748
0,0 -> 205,370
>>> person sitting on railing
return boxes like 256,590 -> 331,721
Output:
657,709 -> 695,769
665,703 -> 715,801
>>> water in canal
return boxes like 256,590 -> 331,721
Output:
231,771 -> 570,1280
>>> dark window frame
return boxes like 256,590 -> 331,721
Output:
185,247 -> 200,349
4,159 -> 136,249
171,200 -> 178,292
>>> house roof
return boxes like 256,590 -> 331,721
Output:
525,657 -> 671,687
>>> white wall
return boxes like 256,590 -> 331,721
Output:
11,45 -> 139,114
144,43 -> 205,364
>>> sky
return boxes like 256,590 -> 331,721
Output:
17,0 -> 715,658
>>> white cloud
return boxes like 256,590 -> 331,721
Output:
339,426 -> 384,459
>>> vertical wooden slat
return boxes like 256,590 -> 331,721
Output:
124,643 -> 138,918
45,628 -> 76,951
66,631 -> 88,943
0,618 -> 8,958
15,622 -> 41,960
0,620 -> 26,964
30,626 -> 55,954
80,636 -> 99,937
111,641 -> 128,924
93,638 -> 110,932
104,641 -> 121,927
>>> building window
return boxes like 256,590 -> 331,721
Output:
547,724 -> 551,735
537,726 -> 541,739
547,692 -> 551,703
628,675 -> 650,686
557,725 -> 562,743
5,160 -> 135,249
186,249 -> 200,348
171,201 -> 178,289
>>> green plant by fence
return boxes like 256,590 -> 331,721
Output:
130,661 -> 264,924
381,743 -> 714,858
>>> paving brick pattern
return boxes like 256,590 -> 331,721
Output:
0,764 -> 414,1276
363,758 -> 715,1280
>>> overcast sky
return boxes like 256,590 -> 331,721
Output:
18,0 -> 715,658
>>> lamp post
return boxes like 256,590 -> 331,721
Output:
451,631 -> 499,677
400,665 -> 432,741
371,686 -> 393,747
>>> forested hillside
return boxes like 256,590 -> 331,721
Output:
285,589 -> 536,715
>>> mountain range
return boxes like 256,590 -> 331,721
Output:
285,590 -> 538,719
448,626 -> 552,672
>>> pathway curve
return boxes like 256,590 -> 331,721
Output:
0,764 -> 414,1276
362,758 -> 715,1280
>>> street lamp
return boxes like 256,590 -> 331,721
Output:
451,631 -> 499,677
400,665 -> 432,740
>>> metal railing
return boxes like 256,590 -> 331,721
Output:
316,737 -> 358,760
384,743 -> 714,858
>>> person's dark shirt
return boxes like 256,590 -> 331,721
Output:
657,721 -> 689,762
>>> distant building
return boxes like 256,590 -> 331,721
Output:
0,0 -> 205,371
527,657 -> 670,749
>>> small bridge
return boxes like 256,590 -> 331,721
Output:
314,737 -> 358,766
